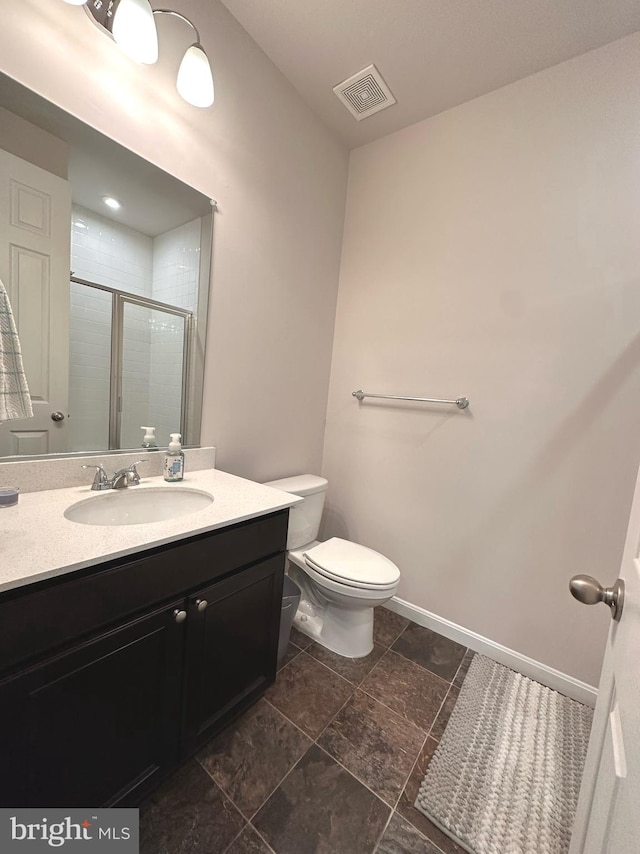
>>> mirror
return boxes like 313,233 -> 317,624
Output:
0,72 -> 213,460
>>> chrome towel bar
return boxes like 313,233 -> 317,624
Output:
352,390 -> 470,409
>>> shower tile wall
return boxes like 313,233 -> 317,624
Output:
69,209 -> 201,451
151,219 -> 200,313
149,219 -> 201,445
71,205 -> 153,296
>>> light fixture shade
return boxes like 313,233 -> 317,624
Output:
112,0 -> 159,65
177,44 -> 214,108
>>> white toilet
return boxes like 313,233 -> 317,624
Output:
264,474 -> 400,658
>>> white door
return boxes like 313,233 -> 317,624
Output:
569,464 -> 640,853
0,148 -> 71,455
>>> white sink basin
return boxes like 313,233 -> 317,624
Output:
64,487 -> 214,526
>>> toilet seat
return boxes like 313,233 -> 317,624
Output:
303,537 -> 400,590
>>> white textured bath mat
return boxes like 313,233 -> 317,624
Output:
415,655 -> 593,854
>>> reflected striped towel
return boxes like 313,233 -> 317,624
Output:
0,277 -> 33,422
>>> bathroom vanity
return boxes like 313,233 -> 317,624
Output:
0,469 -> 296,808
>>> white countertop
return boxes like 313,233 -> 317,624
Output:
0,469 -> 299,594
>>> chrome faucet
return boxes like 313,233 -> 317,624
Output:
111,460 -> 146,489
83,460 -> 148,491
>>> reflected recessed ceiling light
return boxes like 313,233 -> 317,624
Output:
102,196 -> 122,210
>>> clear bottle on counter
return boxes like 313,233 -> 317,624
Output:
163,433 -> 185,482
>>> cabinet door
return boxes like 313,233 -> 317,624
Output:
182,555 -> 284,753
0,600 -> 185,808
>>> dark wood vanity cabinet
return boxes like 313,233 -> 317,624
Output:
182,555 -> 283,754
0,509 -> 288,808
0,601 -> 185,808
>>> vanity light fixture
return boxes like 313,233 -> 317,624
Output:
112,0 -> 158,65
74,0 -> 214,107
156,9 -> 214,108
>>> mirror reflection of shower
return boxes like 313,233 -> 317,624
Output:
68,206 -> 199,451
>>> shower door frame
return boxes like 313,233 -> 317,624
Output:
71,276 -> 194,450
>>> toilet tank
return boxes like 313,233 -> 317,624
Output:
264,474 -> 328,550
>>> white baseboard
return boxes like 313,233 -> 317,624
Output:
386,596 -> 598,708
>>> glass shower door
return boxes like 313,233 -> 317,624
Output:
68,281 -> 112,451
118,298 -> 190,450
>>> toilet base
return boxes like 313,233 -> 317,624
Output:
293,595 -> 374,659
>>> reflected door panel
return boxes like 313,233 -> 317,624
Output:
0,150 -> 71,456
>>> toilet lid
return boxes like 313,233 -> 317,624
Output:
303,538 -> 400,589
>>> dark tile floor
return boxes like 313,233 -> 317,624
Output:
140,607 -> 475,854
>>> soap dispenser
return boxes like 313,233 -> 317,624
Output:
141,426 -> 158,450
163,433 -> 185,482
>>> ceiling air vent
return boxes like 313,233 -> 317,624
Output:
333,64 -> 396,121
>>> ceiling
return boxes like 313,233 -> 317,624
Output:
219,0 -> 640,148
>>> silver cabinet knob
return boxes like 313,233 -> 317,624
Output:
569,575 -> 624,621
51,411 -> 65,422
173,609 -> 188,623
195,599 -> 208,612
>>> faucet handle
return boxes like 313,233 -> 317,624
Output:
82,464 -> 110,491
127,459 -> 148,485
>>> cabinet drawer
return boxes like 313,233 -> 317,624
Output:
0,509 -> 288,673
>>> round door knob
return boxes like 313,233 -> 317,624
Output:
173,609 -> 187,624
51,411 -> 65,422
195,599 -> 208,612
569,575 -> 624,622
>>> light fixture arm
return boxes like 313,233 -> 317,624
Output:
153,9 -> 201,45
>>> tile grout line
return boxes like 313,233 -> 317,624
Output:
248,825 -> 279,854
396,675 -> 455,806
388,680 -> 462,854
218,822 -> 247,854
312,683 -> 361,743
276,641 -> 302,673
382,664 -> 468,852
193,757 -> 249,854
196,753 -> 280,854
246,746 -> 316,836
198,698 -> 315,823
372,807 -> 395,854
293,648 -> 355,688
379,610 -> 411,649
263,695 -> 316,743
450,647 -> 471,687
314,741 -> 395,811
303,641 -> 382,685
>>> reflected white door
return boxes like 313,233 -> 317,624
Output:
569,465 -> 640,853
0,149 -> 71,455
